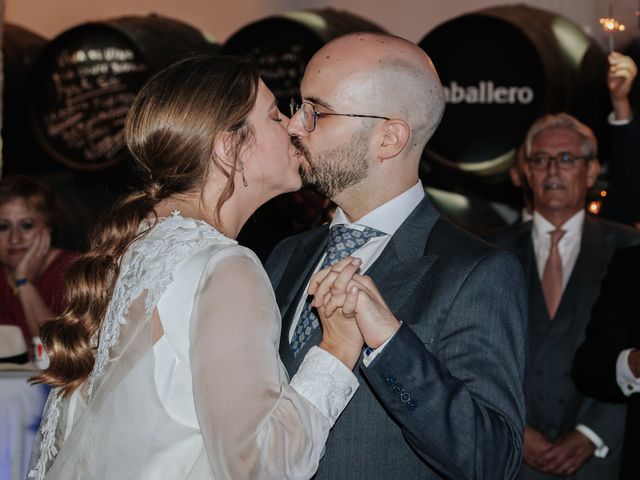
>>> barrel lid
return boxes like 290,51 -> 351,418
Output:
30,23 -> 149,170
222,9 -> 385,112
418,6 -> 609,205
420,13 -> 545,174
30,16 -> 216,171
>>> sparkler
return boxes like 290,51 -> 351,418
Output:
600,4 -> 626,53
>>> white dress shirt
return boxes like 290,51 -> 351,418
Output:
532,209 -> 608,457
532,210 -> 584,290
288,181 -> 425,363
616,349 -> 640,395
607,111 -> 632,126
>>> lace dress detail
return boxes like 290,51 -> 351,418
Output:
28,213 -> 234,480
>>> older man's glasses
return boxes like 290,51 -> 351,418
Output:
290,98 -> 390,133
526,152 -> 592,170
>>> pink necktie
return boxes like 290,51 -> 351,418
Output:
542,229 -> 566,319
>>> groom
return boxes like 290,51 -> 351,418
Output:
266,33 -> 527,479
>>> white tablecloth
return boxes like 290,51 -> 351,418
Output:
0,370 -> 49,480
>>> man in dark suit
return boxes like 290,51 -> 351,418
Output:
487,113 -> 640,479
265,32 -> 527,479
600,52 -> 640,226
572,245 -> 640,480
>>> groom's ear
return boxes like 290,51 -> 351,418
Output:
378,119 -> 410,160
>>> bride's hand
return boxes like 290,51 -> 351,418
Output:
308,257 -> 364,369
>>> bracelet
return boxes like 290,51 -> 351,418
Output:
12,277 -> 29,295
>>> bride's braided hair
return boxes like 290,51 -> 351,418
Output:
33,55 -> 259,394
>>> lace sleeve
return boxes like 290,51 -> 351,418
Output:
190,250 -> 357,480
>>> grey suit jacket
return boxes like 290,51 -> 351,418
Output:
487,215 -> 640,480
266,196 -> 527,480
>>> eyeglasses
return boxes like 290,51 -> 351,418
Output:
526,152 -> 592,170
290,98 -> 390,133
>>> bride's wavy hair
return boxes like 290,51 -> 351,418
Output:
33,54 -> 260,394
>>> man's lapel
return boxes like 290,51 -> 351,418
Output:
366,196 -> 440,318
275,225 -> 329,327
554,216 -> 605,319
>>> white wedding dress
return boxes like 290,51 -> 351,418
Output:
28,213 -> 358,480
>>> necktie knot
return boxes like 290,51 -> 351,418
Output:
325,224 -> 385,266
548,229 -> 566,247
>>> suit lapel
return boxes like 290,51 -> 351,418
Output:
275,226 -> 328,321
366,196 -> 440,318
554,216 -> 602,320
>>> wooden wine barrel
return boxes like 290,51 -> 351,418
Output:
30,15 -> 218,171
222,8 -> 385,112
418,5 -> 610,202
2,24 -> 48,176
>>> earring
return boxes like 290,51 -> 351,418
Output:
239,161 -> 248,187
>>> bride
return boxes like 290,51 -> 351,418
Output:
28,55 -> 362,479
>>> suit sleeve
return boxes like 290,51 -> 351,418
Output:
360,251 -> 527,480
601,120 -> 640,224
572,248 -> 639,402
574,398 -> 627,452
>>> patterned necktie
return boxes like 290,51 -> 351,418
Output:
542,228 -> 566,319
291,224 -> 385,357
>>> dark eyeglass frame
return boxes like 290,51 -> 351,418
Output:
526,151 -> 593,170
290,98 -> 390,133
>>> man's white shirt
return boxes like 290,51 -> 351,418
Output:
532,210 -> 584,289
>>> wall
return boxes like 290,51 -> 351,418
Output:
5,0 -> 639,50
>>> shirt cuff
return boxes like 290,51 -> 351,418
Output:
616,349 -> 640,396
362,322 -> 403,367
575,424 -> 609,458
608,111 -> 633,125
290,346 -> 359,425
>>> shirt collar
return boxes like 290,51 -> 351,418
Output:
331,181 -> 425,235
533,209 -> 585,242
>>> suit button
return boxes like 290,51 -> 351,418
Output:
557,398 -> 565,405
534,395 -> 544,402
407,400 -> 417,410
393,383 -> 404,393
386,375 -> 397,386
400,392 -> 410,402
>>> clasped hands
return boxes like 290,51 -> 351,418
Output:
524,426 -> 596,477
310,256 -> 401,369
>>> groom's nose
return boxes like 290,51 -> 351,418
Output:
287,108 -> 308,138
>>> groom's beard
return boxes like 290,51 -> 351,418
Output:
290,131 -> 369,199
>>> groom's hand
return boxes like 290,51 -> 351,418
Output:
344,275 -> 401,349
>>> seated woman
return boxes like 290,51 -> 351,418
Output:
0,176 -> 77,350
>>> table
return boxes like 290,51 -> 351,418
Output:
0,370 -> 49,480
